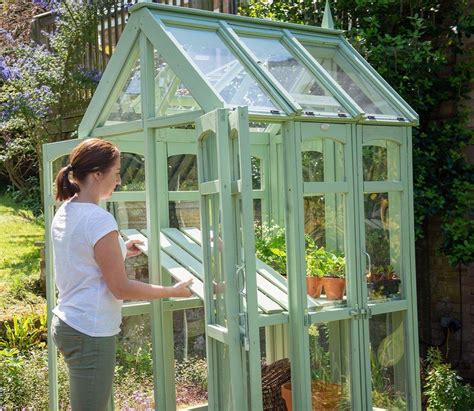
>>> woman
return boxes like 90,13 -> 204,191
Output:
51,138 -> 192,410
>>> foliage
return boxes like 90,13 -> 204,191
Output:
0,1 -> 114,213
116,340 -> 153,379
0,348 -> 70,409
240,0 -> 474,267
175,357 -> 208,392
424,347 -> 474,410
0,312 -> 47,353
255,223 -> 346,277
254,223 -> 288,275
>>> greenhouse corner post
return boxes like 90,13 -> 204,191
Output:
282,121 -> 312,410
140,31 -> 170,410
44,145 -> 59,411
406,128 -> 422,409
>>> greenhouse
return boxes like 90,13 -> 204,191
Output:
43,2 -> 421,410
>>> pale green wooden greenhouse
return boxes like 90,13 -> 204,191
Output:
43,2 -> 421,410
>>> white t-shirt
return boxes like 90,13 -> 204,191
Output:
51,200 -> 127,337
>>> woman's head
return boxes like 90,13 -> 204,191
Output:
55,138 -> 121,201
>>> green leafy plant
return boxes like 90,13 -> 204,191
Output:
254,223 -> 287,275
0,312 -> 47,353
424,347 -> 474,410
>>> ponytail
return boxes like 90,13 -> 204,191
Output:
55,164 -> 80,201
54,138 -> 120,202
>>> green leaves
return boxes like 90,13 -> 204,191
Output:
424,348 -> 474,410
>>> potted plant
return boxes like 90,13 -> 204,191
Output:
281,324 -> 343,411
305,239 -> 324,298
321,251 -> 346,300
367,264 -> 400,298
255,223 -> 326,298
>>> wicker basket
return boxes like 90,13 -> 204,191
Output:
261,358 -> 291,410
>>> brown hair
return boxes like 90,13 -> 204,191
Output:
55,138 -> 120,201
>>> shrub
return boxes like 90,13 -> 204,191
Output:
424,347 -> 474,410
0,348 -> 70,409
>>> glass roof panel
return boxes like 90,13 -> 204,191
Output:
303,45 -> 403,117
165,25 -> 281,113
154,49 -> 201,116
239,36 -> 347,115
105,57 -> 141,126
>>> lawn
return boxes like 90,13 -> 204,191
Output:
0,193 -> 46,321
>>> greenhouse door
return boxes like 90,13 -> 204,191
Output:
357,125 -> 421,410
284,122 -> 420,410
195,108 -> 263,411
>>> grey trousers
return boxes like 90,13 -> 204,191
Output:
51,315 -> 116,411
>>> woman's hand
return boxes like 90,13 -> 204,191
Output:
125,239 -> 144,258
171,278 -> 194,298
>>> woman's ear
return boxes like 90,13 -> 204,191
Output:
93,171 -> 103,182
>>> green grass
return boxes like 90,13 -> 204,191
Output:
0,194 -> 45,321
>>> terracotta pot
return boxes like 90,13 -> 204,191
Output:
311,380 -> 343,410
306,276 -> 323,298
322,277 -> 346,300
280,381 -> 343,411
281,382 -> 292,411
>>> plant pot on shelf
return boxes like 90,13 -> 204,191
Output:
306,276 -> 323,298
368,278 -> 401,298
322,277 -> 346,300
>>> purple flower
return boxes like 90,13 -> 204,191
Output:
77,67 -> 102,83
0,28 -> 14,43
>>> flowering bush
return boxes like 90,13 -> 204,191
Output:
0,1 -> 107,212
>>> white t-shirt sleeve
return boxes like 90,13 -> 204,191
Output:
86,209 -> 119,247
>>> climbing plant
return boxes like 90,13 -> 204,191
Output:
240,0 -> 474,267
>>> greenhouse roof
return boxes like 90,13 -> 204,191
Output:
79,3 -> 418,137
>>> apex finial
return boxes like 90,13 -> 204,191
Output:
321,0 -> 334,30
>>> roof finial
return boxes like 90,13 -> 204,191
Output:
321,0 -> 335,30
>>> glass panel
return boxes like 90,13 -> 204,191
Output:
302,151 -> 324,182
169,200 -> 200,229
251,156 -> 262,190
253,199 -> 262,226
363,140 -> 400,182
168,154 -> 198,191
154,49 -> 201,116
52,155 -> 69,197
240,36 -> 346,114
305,194 -> 346,302
302,138 -> 346,303
365,193 -> 402,301
309,321 -> 352,410
174,308 -> 208,408
165,25 -> 280,113
105,57 -> 141,125
118,152 -> 145,191
116,314 -> 154,409
370,313 -> 408,410
107,201 -> 147,231
303,45 -> 403,118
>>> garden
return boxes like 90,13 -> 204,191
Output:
1,0 -> 474,409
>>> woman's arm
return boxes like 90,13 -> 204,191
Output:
95,231 -> 192,300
